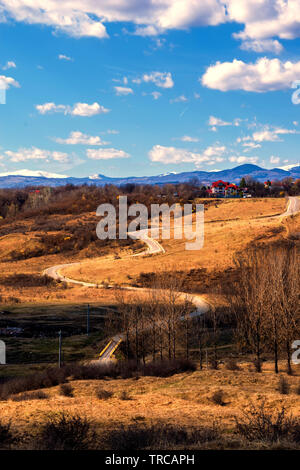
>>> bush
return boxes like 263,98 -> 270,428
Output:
103,423 -> 219,451
11,391 -> 48,402
96,388 -> 113,400
59,383 -> 74,397
211,389 -> 225,406
0,421 -> 13,447
36,413 -> 95,450
225,358 -> 240,371
235,402 -> 300,443
119,391 -> 131,401
0,367 -> 68,399
278,376 -> 290,395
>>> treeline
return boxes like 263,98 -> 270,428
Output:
241,176 -> 300,197
107,243 -> 300,374
229,243 -> 300,374
0,181 -> 203,221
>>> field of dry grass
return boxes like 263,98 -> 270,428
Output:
61,198 -> 287,292
0,360 -> 299,449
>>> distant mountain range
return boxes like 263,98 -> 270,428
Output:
0,164 -> 299,189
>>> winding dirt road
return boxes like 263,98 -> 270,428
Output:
43,196 -> 299,361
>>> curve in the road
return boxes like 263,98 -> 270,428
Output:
43,196 -> 299,361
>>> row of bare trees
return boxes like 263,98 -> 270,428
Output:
105,276 -> 220,366
230,244 -> 300,374
105,244 -> 299,373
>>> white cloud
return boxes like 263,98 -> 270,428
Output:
170,94 -> 188,103
1,147 -> 69,163
239,39 -> 283,54
229,155 -> 259,164
2,61 -> 16,70
36,102 -> 109,116
148,144 -> 225,165
2,1 -> 300,48
270,155 -> 280,165
0,75 -> 20,90
86,148 -> 130,160
142,72 -> 174,88
180,135 -> 199,142
114,86 -> 134,96
252,127 -> 298,142
55,131 -> 109,146
228,0 -> 300,43
151,91 -> 162,100
58,54 -> 73,61
242,141 -> 261,149
209,116 -> 231,128
202,57 -> 300,92
0,1 -> 227,39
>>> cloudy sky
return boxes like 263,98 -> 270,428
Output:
1,0 -> 300,178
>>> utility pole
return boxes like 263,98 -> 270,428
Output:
87,304 -> 90,336
58,330 -> 62,368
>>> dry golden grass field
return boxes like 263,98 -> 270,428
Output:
0,197 -> 299,450
0,360 -> 299,449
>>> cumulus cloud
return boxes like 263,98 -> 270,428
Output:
1,1 -> 300,48
114,86 -> 134,96
270,155 -> 280,165
252,127 -> 298,142
202,57 -> 300,93
170,94 -> 188,103
180,135 -> 199,142
2,61 -> 16,70
54,131 -> 109,146
1,147 -> 69,163
151,91 -> 162,100
86,148 -> 130,160
239,39 -> 283,54
228,0 -> 300,42
142,72 -> 174,88
36,102 -> 109,116
0,1 -> 227,39
148,144 -> 225,166
0,75 -> 20,90
229,155 -> 259,164
58,54 -> 73,61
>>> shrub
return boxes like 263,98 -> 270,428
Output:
278,376 -> 290,395
119,391 -> 131,401
59,383 -> 74,397
0,367 -> 68,399
103,423 -> 219,451
211,389 -> 225,406
235,402 -> 300,443
225,358 -> 240,371
36,413 -> 95,450
11,391 -> 48,402
96,388 -> 113,400
0,421 -> 13,447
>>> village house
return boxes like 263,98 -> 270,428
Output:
207,180 -> 244,198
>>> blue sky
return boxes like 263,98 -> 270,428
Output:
1,1 -> 300,178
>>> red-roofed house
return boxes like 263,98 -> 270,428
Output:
211,180 -> 229,197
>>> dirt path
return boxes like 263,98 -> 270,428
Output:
43,196 -> 299,361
